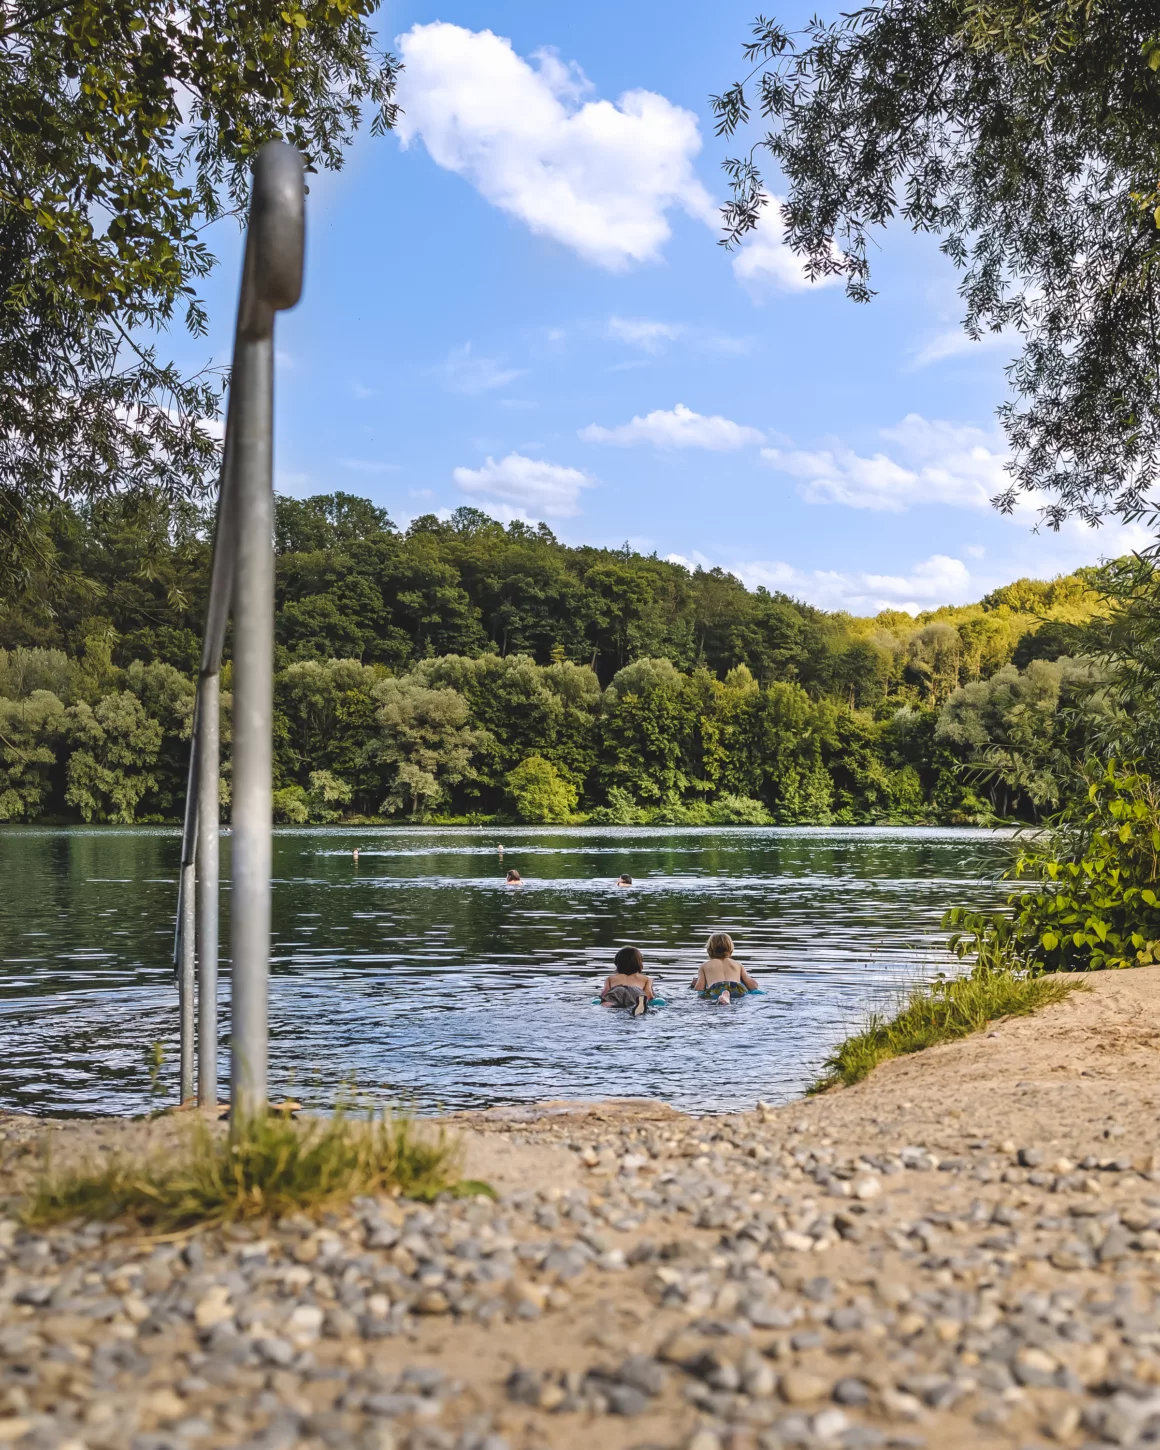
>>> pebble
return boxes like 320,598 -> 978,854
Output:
2,1102 -> 1159,1450
780,1369 -> 829,1404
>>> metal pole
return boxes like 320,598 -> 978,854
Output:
196,669 -> 220,1109
227,142 -> 304,1132
230,328 -> 274,1127
179,861 -> 196,1103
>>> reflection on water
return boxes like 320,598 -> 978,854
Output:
0,826 -> 1013,1116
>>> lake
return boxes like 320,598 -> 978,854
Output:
0,825 -> 1013,1117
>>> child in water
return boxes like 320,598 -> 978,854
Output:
600,946 -> 654,1017
692,933 -> 758,1006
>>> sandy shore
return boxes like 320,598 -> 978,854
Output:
2,967 -> 1159,1450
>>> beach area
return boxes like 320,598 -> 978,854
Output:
2,966 -> 1158,1450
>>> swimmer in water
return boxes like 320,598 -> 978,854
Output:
497,843 -> 504,857
505,869 -> 522,885
352,848 -> 359,863
616,874 -> 633,887
691,932 -> 758,1007
600,946 -> 653,1016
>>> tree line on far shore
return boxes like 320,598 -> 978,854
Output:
0,491 -> 1114,826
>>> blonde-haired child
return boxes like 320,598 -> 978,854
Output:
691,933 -> 758,1006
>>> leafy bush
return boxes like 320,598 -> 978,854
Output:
946,762 -> 1160,972
504,754 -> 577,824
0,691 -> 64,820
63,690 -> 163,823
273,786 -> 309,824
709,793 -> 773,825
587,786 -> 645,825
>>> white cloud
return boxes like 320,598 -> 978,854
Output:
665,549 -> 714,571
732,197 -> 843,296
761,414 -> 1012,512
452,452 -> 593,518
606,316 -> 682,352
735,553 -> 974,615
441,343 -> 523,396
909,326 -> 1019,370
352,382 -> 375,400
580,402 -> 764,451
394,22 -> 714,270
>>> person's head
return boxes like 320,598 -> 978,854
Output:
614,946 -> 644,976
617,874 -> 633,886
505,869 -> 522,883
706,932 -> 734,960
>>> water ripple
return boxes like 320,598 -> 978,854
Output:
0,824 -> 1012,1116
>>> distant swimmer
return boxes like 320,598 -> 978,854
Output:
505,869 -> 522,885
352,848 -> 359,864
616,874 -> 633,887
497,843 -> 504,856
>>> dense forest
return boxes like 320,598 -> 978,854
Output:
0,491 -> 1116,826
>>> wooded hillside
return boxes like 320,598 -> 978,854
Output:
0,493 -> 1113,824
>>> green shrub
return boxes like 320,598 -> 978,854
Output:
946,761 -> 1160,972
273,785 -> 309,823
307,768 -> 352,822
504,754 -> 578,823
587,786 -> 645,825
709,793 -> 773,825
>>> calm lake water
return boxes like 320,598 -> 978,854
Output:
0,826 -> 1014,1117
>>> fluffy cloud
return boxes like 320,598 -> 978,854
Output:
580,402 -> 764,450
735,553 -> 974,615
441,343 -> 522,395
732,198 -> 843,296
606,316 -> 682,351
909,326 -> 1020,370
452,452 -> 593,517
761,414 -> 1011,512
394,23 -> 713,269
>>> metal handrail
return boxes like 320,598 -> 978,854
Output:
175,142 -> 305,1123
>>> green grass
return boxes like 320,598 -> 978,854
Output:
809,960 -> 1086,1093
25,1109 -> 492,1230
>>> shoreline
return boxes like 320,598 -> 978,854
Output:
3,967 -> 1159,1450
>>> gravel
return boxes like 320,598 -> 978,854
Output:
3,1085 -> 1160,1450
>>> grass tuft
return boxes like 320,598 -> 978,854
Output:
808,961 -> 1086,1094
25,1109 -> 491,1230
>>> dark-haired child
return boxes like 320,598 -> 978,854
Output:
599,946 -> 654,1016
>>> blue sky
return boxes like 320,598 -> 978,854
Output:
181,0 -> 1143,615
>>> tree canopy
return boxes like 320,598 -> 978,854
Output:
0,491 -> 1123,826
0,0 -> 398,584
714,1 -> 1160,525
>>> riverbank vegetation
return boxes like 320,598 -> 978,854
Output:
809,961 -> 1085,1092
0,491 -> 1115,826
27,1110 -> 480,1230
